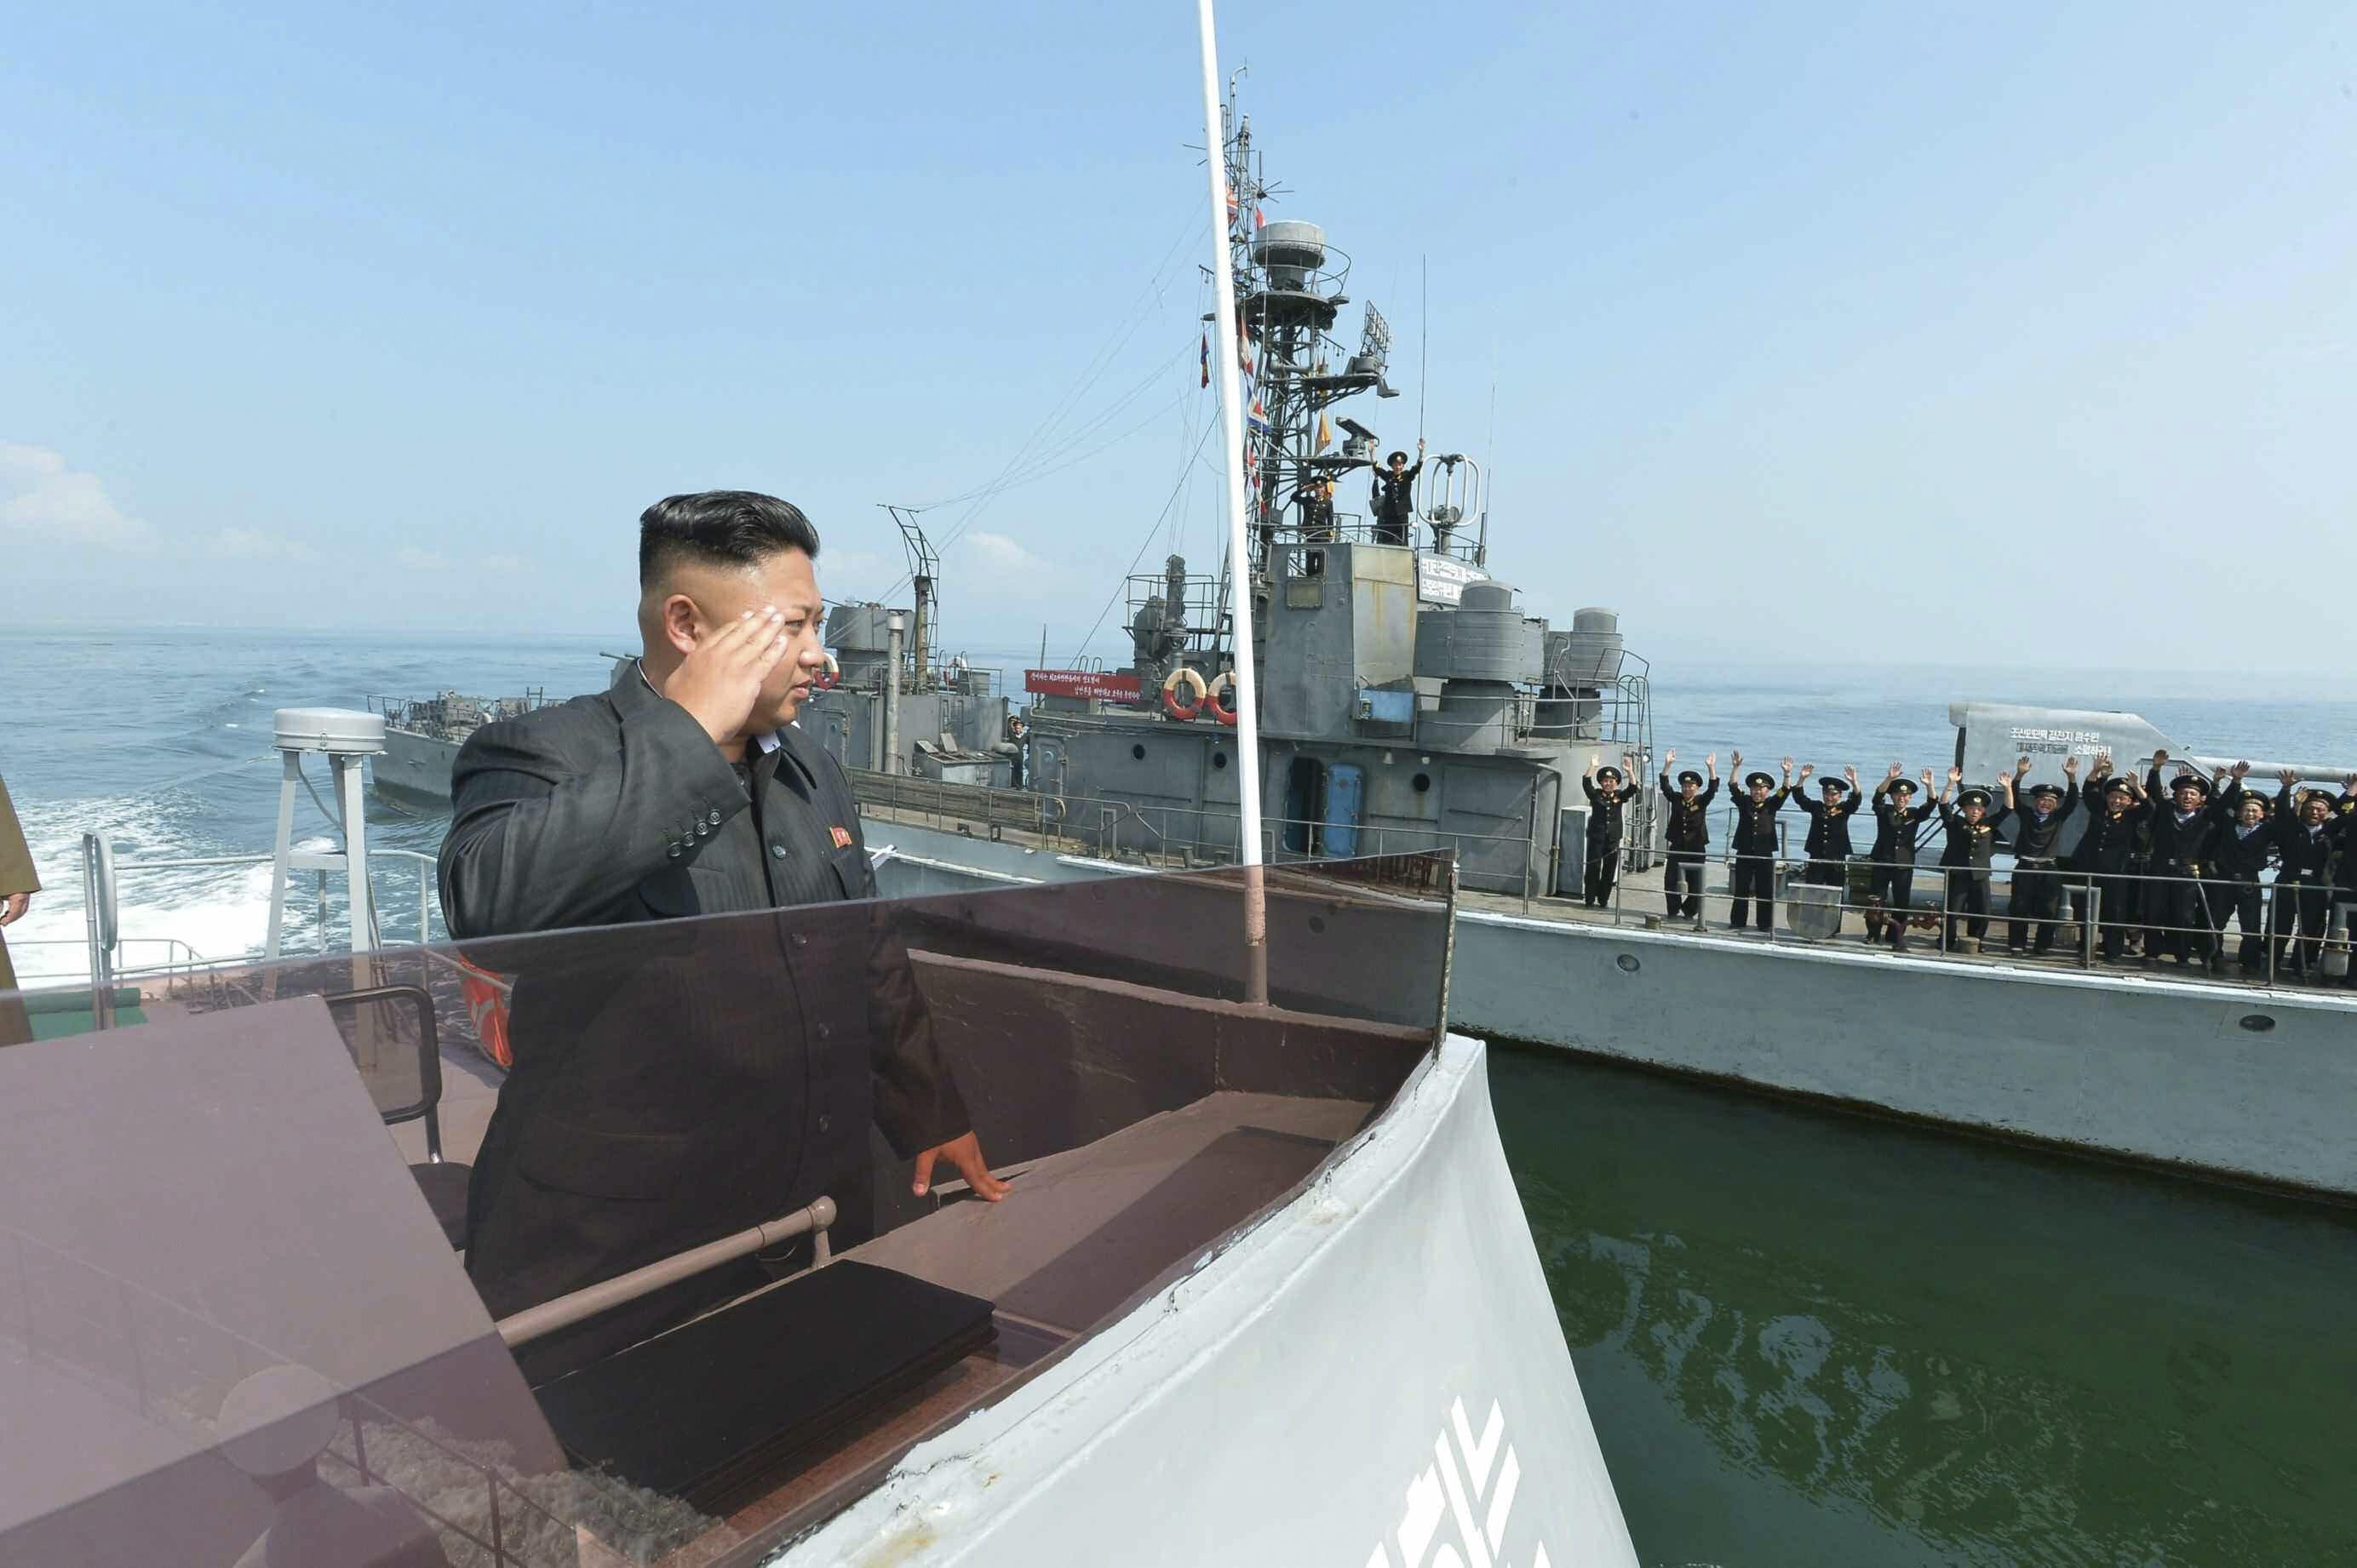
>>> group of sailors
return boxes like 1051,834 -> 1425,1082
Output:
1577,750 -> 2357,981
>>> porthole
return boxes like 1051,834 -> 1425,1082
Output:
2238,1014 -> 2276,1033
1412,772 -> 1432,793
1615,953 -> 1641,974
1308,915 -> 1328,934
1213,752 -> 1229,770
1131,743 -> 1146,760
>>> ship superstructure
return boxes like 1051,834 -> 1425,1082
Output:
998,100 -> 1654,895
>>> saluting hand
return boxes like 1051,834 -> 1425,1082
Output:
0,892 -> 28,928
913,1130 -> 1011,1203
664,609 -> 792,747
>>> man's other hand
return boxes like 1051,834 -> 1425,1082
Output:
665,608 -> 790,746
913,1130 -> 1011,1202
0,892 -> 28,927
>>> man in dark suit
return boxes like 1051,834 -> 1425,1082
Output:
439,491 -> 1004,1373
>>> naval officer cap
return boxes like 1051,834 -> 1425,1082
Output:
1957,787 -> 1993,808
1676,769 -> 1704,788
1819,776 -> 1849,794
2171,772 -> 2211,797
2104,775 -> 2136,796
1596,765 -> 1624,784
1744,770 -> 1778,789
2026,781 -> 2066,800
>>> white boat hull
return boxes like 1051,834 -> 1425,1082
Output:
789,1036 -> 1637,1568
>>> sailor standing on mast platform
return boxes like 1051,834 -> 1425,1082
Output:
1658,750 -> 1718,922
1369,441 -> 1423,546
1580,753 -> 1638,909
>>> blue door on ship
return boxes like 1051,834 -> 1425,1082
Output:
1323,763 -> 1364,857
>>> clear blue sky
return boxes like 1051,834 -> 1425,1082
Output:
5,2 -> 2352,670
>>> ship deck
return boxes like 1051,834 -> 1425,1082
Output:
855,799 -> 2339,998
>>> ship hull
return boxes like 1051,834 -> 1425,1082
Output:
372,727 -> 460,803
789,1035 -> 1637,1568
861,815 -> 2357,1201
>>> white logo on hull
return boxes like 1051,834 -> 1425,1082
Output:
1364,1398 -> 1548,1568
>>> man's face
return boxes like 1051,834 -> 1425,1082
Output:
1963,800 -> 1986,823
1389,456 -> 1406,472
2303,797 -> 2332,826
1749,781 -> 1773,802
662,548 -> 828,731
2106,789 -> 2132,814
1680,780 -> 1700,801
2173,784 -> 2204,812
1824,787 -> 1847,808
2239,799 -> 2267,827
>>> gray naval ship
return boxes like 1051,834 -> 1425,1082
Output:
811,105 -> 2357,1205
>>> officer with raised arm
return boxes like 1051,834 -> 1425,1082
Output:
439,492 -> 1006,1373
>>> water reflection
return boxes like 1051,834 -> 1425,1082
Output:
1492,1047 -> 2357,1568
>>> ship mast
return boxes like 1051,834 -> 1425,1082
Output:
1195,0 -> 1268,1004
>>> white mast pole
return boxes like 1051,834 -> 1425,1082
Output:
1195,0 -> 1269,1004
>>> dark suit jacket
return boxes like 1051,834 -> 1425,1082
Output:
438,659 -> 970,1371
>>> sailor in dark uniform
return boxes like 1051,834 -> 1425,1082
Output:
439,491 -> 1006,1377
2139,750 -> 2220,967
2330,777 -> 2357,982
1724,753 -> 1792,934
2271,772 -> 2341,979
1368,442 -> 1423,546
2070,767 -> 2145,961
1295,476 -> 1337,542
1862,765 -> 1937,950
1580,753 -> 1638,908
1658,750 -> 1718,921
1786,764 -> 1863,888
1936,770 -> 2010,953
2204,764 -> 2273,973
1999,754 -> 2079,954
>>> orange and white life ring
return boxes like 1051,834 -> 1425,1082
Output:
455,955 -> 515,1072
812,650 -> 841,690
1161,666 -> 1207,721
1203,670 -> 1239,726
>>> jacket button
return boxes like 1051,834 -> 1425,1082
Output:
814,1022 -> 831,1039
708,809 -> 722,827
667,844 -> 681,859
817,1113 -> 832,1134
792,933 -> 808,948
771,842 -> 789,859
697,821 -> 709,837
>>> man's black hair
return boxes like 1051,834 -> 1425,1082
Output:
638,491 -> 821,587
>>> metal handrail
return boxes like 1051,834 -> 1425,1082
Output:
1600,849 -> 2354,987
